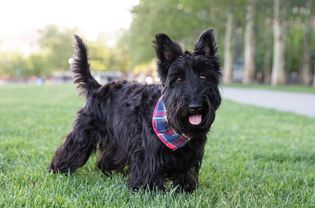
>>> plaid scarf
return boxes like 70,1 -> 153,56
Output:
152,96 -> 192,151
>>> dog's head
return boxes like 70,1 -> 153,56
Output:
153,29 -> 221,134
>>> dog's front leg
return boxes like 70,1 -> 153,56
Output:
128,149 -> 165,191
172,167 -> 199,193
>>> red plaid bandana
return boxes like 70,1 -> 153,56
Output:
152,96 -> 192,151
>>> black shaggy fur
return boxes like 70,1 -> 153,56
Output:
50,29 -> 221,192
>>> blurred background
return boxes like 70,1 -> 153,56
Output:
0,0 -> 314,87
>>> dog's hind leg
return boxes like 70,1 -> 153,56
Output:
50,113 -> 99,173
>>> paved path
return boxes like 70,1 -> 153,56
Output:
221,87 -> 315,118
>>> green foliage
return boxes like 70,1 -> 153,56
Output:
124,0 -> 315,78
37,25 -> 130,74
0,1 -> 314,79
0,53 -> 30,78
0,53 -> 50,78
124,0 -> 249,66
39,25 -> 75,72
286,26 -> 304,73
28,54 -> 49,77
0,25 -> 130,78
88,39 -> 130,72
125,0 -> 224,65
1,85 -> 315,207
88,41 -> 111,71
0,25 -> 74,78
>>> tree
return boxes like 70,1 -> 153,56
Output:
0,53 -> 33,78
301,0 -> 315,85
28,54 -> 48,77
125,0 -> 229,66
271,0 -> 287,85
243,0 -> 256,84
88,40 -> 111,71
88,37 -> 131,72
223,11 -> 234,83
39,25 -> 76,72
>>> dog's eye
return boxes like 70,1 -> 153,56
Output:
200,75 -> 207,80
175,77 -> 182,82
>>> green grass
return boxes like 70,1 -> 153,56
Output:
1,84 -> 315,207
224,83 -> 315,94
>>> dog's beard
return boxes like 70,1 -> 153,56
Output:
165,99 -> 214,135
162,85 -> 219,135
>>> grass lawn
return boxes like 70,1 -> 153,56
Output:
223,83 -> 315,94
1,84 -> 315,207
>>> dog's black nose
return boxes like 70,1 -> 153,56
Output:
189,103 -> 203,113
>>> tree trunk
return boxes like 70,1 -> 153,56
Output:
301,23 -> 311,85
223,11 -> 234,84
264,50 -> 271,84
243,0 -> 256,84
301,1 -> 313,86
271,0 -> 286,85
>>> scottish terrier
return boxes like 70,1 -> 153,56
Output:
50,29 -> 221,192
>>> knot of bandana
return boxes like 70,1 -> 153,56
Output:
152,96 -> 192,151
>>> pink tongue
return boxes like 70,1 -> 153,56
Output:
189,114 -> 202,125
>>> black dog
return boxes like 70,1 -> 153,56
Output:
50,29 -> 221,192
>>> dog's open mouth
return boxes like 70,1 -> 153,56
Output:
188,114 -> 202,125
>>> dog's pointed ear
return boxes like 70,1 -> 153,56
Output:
153,33 -> 183,82
194,29 -> 218,58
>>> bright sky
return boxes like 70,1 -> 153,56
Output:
0,0 -> 139,54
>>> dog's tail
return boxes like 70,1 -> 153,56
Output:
71,35 -> 100,97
